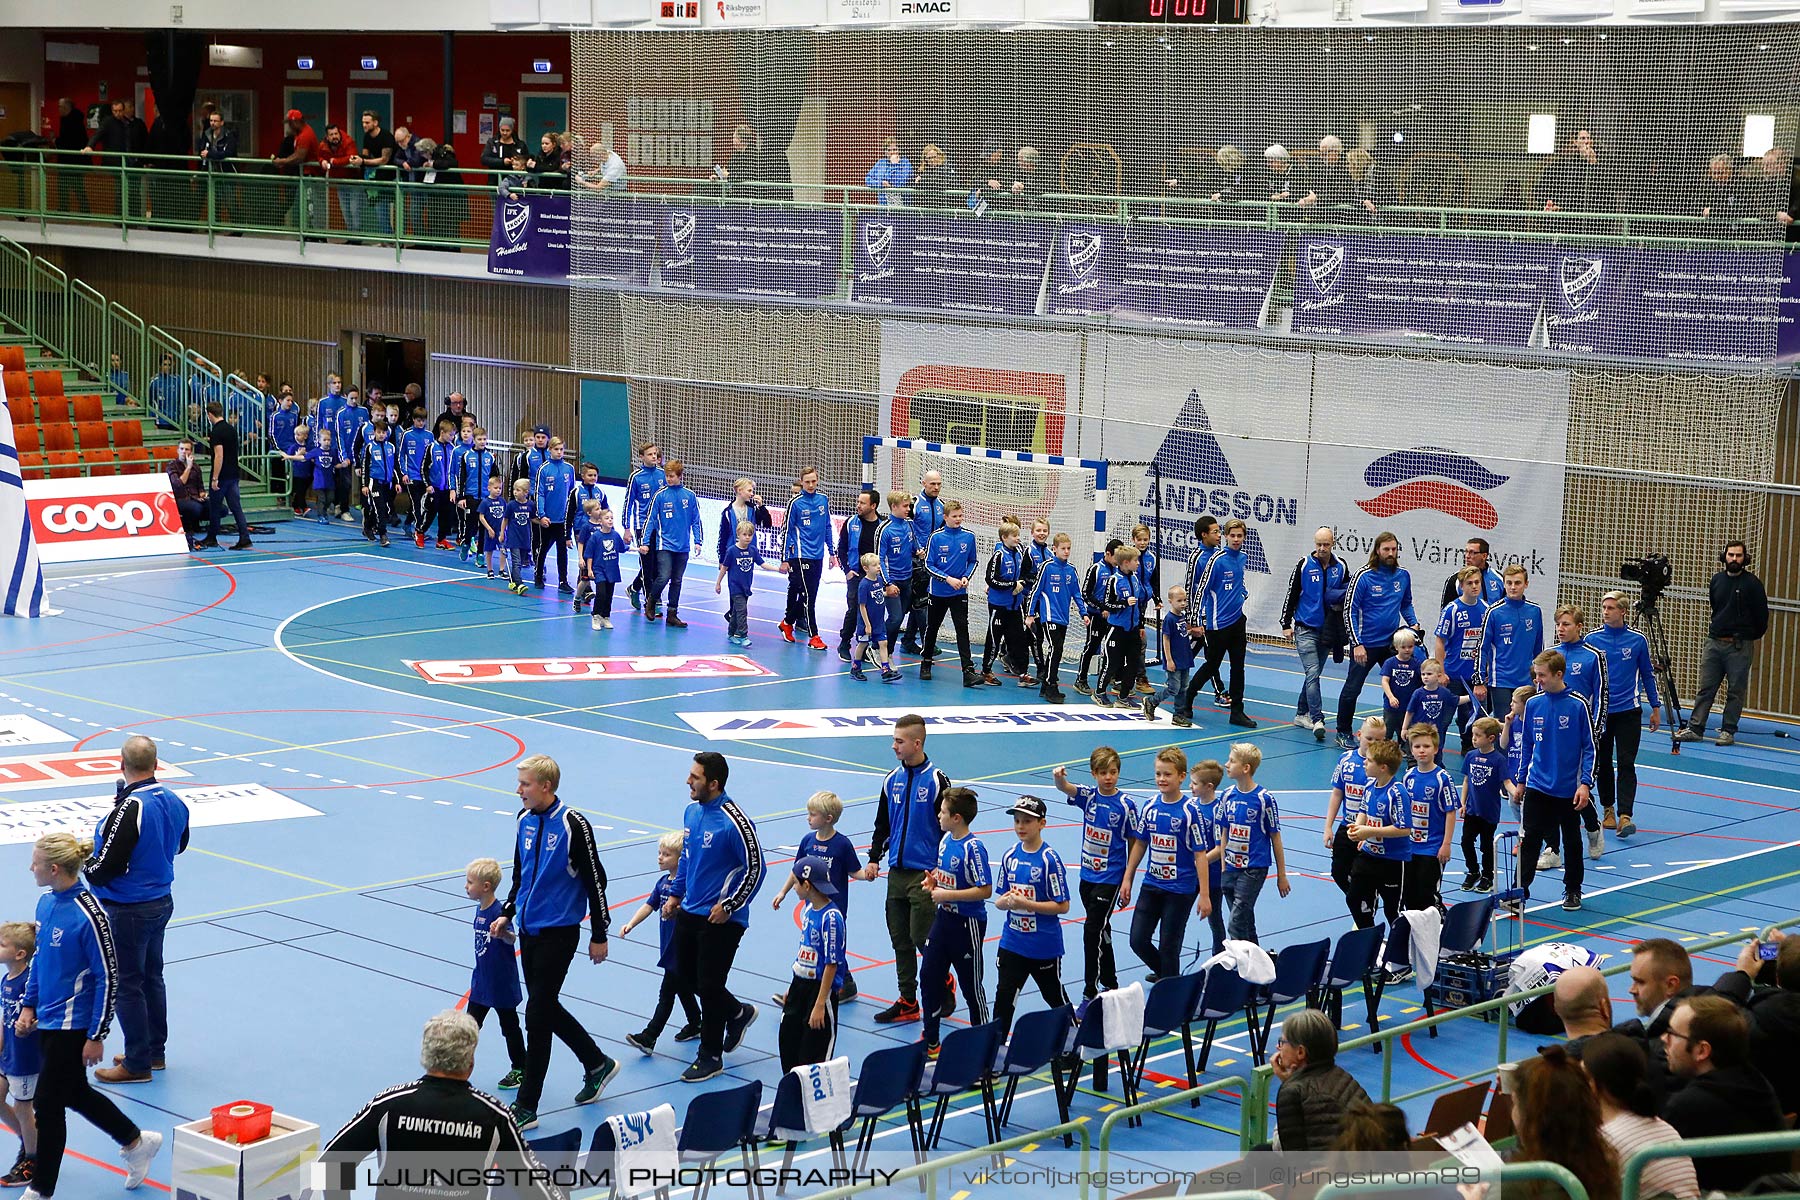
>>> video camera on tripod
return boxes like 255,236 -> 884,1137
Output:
1620,552 -> 1684,751
1620,553 -> 1672,611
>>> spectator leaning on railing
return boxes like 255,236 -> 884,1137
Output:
865,138 -> 914,208
912,144 -> 957,208
481,116 -> 527,173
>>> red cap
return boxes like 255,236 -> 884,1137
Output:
285,109 -> 304,121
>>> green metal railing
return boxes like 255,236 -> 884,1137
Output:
1094,1075 -> 1249,1200
1319,1160 -> 1587,1200
1622,1129 -> 1800,1200
799,1119 -> 1093,1200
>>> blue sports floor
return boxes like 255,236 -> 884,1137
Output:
3,519 -> 1799,1195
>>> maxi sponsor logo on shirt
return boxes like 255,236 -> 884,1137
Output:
0,783 -> 321,845
679,703 -> 1176,741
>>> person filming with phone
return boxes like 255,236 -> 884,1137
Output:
1710,928 -> 1800,1117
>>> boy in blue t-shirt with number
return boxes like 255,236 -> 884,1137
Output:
992,796 -> 1070,1036
1143,585 -> 1197,727
1188,760 -> 1228,956
0,922 -> 39,1188
1052,746 -> 1136,1000
771,791 -> 864,1005
1121,746 -> 1212,981
1214,743 -> 1290,945
622,833 -> 701,1055
1380,630 -> 1423,749
849,553 -> 900,683
778,858 -> 847,1073
921,787 -> 993,1055
464,858 -> 525,1092
1459,715 -> 1506,893
715,520 -> 763,647
1346,738 -> 1410,939
477,478 -> 508,581
1401,658 -> 1465,750
502,479 -> 537,596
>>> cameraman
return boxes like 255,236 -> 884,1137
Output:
1675,541 -> 1768,748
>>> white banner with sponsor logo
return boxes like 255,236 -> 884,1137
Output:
1084,336 -> 1568,635
409,654 -> 773,683
0,783 -> 321,846
24,475 -> 189,564
0,751 -> 193,796
680,702 -> 1187,740
0,714 -> 72,748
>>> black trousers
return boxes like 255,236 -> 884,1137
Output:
642,971 -> 701,1041
1347,855 -> 1402,930
1520,788 -> 1585,901
1076,618 -> 1108,684
1384,857 -> 1443,967
35,1029 -> 142,1197
288,468 -> 309,511
921,910 -> 989,1047
1330,827 -> 1360,904
1098,625 -> 1143,700
407,480 -> 428,527
468,1000 -> 527,1069
1185,616 -> 1248,713
786,558 -> 823,635
536,522 -> 569,583
1461,815 -> 1496,879
675,910 -> 747,1062
516,924 -> 604,1112
1033,622 -> 1070,689
983,606 -> 1030,675
365,479 -> 393,539
1077,881 -> 1120,999
779,975 -> 841,1074
1128,887 -> 1194,978
838,577 -> 864,651
993,947 -> 1066,1038
1598,709 -> 1644,816
923,594 -> 973,672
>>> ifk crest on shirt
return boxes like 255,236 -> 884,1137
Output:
669,209 -> 696,256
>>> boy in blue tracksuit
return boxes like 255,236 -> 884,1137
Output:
1053,746 -> 1135,999
624,442 -> 666,611
921,501 -> 980,688
1026,532 -> 1088,704
1074,540 -> 1120,696
849,553 -> 900,683
419,422 -> 457,549
360,420 -> 398,546
1186,518 -> 1256,727
1096,544 -> 1149,707
399,411 -> 433,535
715,519 -> 763,645
1027,519 -> 1051,573
1335,533 -> 1420,748
1215,742 -> 1289,945
1545,604 -> 1610,863
878,492 -> 916,652
502,480 -> 537,595
1511,651 -> 1598,913
1473,565 -> 1544,711
645,458 -> 705,626
456,429 -> 499,560
532,438 -> 578,592
568,462 -> 609,553
477,478 -> 508,579
448,423 -> 474,537
1131,524 -> 1160,692
270,392 -> 299,495
902,481 -> 948,653
583,507 -> 630,630
0,923 -> 38,1186
979,521 -> 1032,684
1145,585 -> 1197,727
781,468 -> 835,647
1434,566 -> 1492,751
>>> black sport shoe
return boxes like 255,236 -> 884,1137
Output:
1460,873 -> 1479,891
1562,894 -> 1583,911
840,975 -> 860,1001
872,998 -> 921,1025
510,1105 -> 538,1131
681,1057 -> 724,1083
919,662 -> 933,681
1072,679 -> 1093,696
497,1067 -> 524,1090
723,1002 -> 758,1053
1,1155 -> 32,1187
624,1031 -> 656,1056
1229,711 -> 1257,728
937,974 -> 957,1019
573,1055 -> 619,1104
672,1022 -> 701,1043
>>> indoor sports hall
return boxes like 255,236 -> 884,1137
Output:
3,10 -> 1800,1200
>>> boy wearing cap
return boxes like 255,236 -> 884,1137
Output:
779,857 -> 847,1072
992,795 -> 1071,1037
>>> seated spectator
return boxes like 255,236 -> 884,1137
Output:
1346,148 -> 1381,219
983,146 -> 1042,211
167,438 -> 206,548
1165,145 -> 1244,203
1326,1100 -> 1413,1177
1747,146 -> 1795,229
1515,1046 -> 1620,1200
1550,964 -> 1612,1059
1615,936 -> 1693,1103
1265,144 -> 1311,205
576,138 -> 628,194
912,144 -> 958,208
1660,995 -> 1787,1194
1698,153 -> 1743,220
714,123 -> 765,188
1302,135 -> 1346,209
1270,1009 -> 1371,1152
1583,1033 -> 1700,1200
1713,931 -> 1800,1115
865,137 -> 915,208
1539,128 -> 1612,214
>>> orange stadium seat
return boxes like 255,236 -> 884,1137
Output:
76,421 -> 109,450
17,452 -> 45,481
116,447 -> 153,474
36,395 -> 69,425
0,346 -> 24,374
41,424 -> 73,452
12,424 -> 37,454
85,454 -> 117,477
2,373 -> 29,410
110,420 -> 143,448
47,451 -> 80,479
71,394 -> 104,423
30,371 -> 63,398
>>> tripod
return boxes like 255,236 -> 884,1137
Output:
1634,593 -> 1687,755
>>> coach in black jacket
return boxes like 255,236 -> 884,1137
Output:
836,488 -> 883,659
1677,540 -> 1769,747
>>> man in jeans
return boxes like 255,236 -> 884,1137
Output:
85,735 -> 189,1083
1280,527 -> 1348,742
198,399 -> 253,550
1676,541 -> 1769,748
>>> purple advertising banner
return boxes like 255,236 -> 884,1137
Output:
566,196 -> 659,286
1545,245 -> 1798,365
487,192 -> 571,279
689,206 -> 842,301
849,213 -> 1051,316
1291,234 -> 1549,347
1045,223 -> 1281,329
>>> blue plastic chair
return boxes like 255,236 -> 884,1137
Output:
526,1126 -> 582,1158
586,1121 -> 672,1200
764,1071 -> 850,1195
1252,938 -> 1331,1064
848,1042 -> 927,1172
679,1079 -> 764,1200
1129,973 -> 1204,1100
1193,964 -> 1256,1076
995,1005 -> 1076,1139
1074,997 -> 1140,1121
1424,897 -> 1498,1037
923,1021 -> 1003,1149
1316,922 -> 1388,1052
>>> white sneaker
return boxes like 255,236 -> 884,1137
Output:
1312,717 -> 1326,732
602,617 -> 613,629
1587,827 -> 1603,860
21,1188 -> 44,1200
1537,849 -> 1562,870
122,1129 -> 163,1189
1292,714 -> 1311,730
340,511 -> 356,523
591,616 -> 602,631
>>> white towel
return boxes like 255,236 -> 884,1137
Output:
776,1056 -> 851,1141
1082,982 -> 1145,1058
607,1103 -> 678,1200
1404,907 -> 1444,989
1198,940 -> 1277,986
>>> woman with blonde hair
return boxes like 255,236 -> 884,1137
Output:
17,833 -> 162,1197
914,143 -> 959,208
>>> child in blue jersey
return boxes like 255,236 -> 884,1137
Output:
712,519 -> 762,646
920,787 -> 993,1054
1325,717 -> 1385,908
1096,545 -> 1149,708
1401,726 -> 1459,905
992,796 -> 1070,1036
1188,761 -> 1229,956
778,857 -> 848,1072
476,478 -> 508,580
920,500 -> 981,687
1459,716 -> 1506,892
572,500 -> 605,614
770,792 -> 864,1005
307,428 -> 337,525
1502,685 -> 1533,809
1345,738 -> 1410,937
979,522 -> 1033,685
1052,746 -> 1136,999
1121,746 -> 1213,980
849,553 -> 901,683
1131,524 -> 1160,693
503,479 -> 537,595
463,858 -> 526,1091
1143,585 -> 1197,727
621,833 -> 702,1054
1026,533 -> 1090,704
1215,743 -> 1291,945
1073,539 -> 1121,696
582,507 -> 629,631
1379,629 -> 1423,750
1027,519 -> 1052,574
282,422 -> 313,517
0,923 -> 39,1188
1401,658 -> 1465,750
